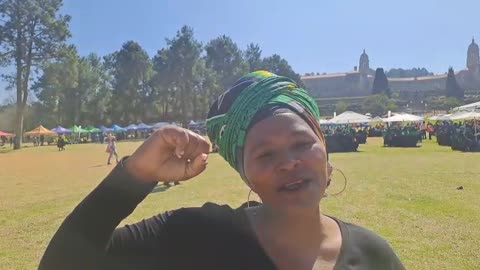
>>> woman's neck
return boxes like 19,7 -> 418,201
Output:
246,204 -> 343,269
253,205 -> 327,250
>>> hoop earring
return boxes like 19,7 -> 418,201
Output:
247,189 -> 262,208
324,166 -> 347,197
247,189 -> 253,208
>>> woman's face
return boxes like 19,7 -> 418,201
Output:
243,113 -> 328,210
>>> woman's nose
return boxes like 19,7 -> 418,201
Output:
276,152 -> 300,171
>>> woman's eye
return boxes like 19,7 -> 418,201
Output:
294,141 -> 313,150
258,151 -> 273,159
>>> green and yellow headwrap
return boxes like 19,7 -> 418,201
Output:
206,71 -> 321,181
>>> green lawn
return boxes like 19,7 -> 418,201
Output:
1,138 -> 479,269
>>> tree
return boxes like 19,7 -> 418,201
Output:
361,95 -> 396,117
335,101 -> 348,114
79,54 -> 112,125
205,35 -> 248,91
372,68 -> 391,97
33,45 -> 80,126
260,54 -> 304,87
34,48 -> 112,127
245,43 -> 262,72
107,41 -> 152,124
445,67 -> 464,101
0,0 -> 71,149
154,26 -> 205,124
151,48 -> 173,120
386,67 -> 433,78
442,97 -> 461,110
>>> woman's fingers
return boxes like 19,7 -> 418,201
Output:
185,131 -> 210,158
126,126 -> 211,183
184,153 -> 209,179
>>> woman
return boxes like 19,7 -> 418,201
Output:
106,133 -> 119,165
39,71 -> 404,270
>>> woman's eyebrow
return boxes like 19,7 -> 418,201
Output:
288,129 -> 312,137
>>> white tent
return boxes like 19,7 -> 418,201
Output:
452,101 -> 480,112
448,111 -> 480,120
383,113 -> 424,123
370,116 -> 385,123
327,111 -> 372,124
429,114 -> 451,121
318,119 -> 330,125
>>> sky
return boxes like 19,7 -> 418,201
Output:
1,0 -> 480,101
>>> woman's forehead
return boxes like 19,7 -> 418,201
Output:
246,113 -> 313,143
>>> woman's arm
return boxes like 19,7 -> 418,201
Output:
38,159 -> 157,270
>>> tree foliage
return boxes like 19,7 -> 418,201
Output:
335,101 -> 348,114
372,68 -> 391,98
386,67 -> 433,78
0,0 -> 70,149
445,67 -> 464,101
362,95 -> 396,117
1,21 -> 303,136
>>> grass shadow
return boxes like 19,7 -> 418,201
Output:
0,148 -> 14,154
150,184 -> 171,194
89,164 -> 105,168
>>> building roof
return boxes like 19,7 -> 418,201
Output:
387,74 -> 448,82
301,71 -> 360,80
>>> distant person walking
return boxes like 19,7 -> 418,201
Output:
105,133 -> 119,165
57,136 -> 66,151
427,123 -> 435,140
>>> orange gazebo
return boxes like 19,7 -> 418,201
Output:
24,125 -> 57,137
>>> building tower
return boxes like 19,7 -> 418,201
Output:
467,38 -> 479,72
359,49 -> 370,75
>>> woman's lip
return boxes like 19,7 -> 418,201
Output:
277,179 -> 311,191
285,180 -> 304,187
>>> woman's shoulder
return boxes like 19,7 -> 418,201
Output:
339,219 -> 392,250
168,201 -> 256,220
332,217 -> 405,269
162,202 -> 249,247
166,202 -> 237,225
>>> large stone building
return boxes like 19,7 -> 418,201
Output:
301,39 -> 480,101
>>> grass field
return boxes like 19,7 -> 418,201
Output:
1,138 -> 479,269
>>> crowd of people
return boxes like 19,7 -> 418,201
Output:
383,124 -> 423,147
0,136 -> 14,147
435,121 -> 480,151
322,126 -> 362,152
367,124 -> 385,137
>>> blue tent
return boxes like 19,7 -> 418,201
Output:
99,125 -> 113,133
51,126 -> 73,135
151,122 -> 169,129
125,124 -> 138,131
136,123 -> 153,131
111,125 -> 127,132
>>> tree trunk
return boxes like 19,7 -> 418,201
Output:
14,52 -> 24,149
14,103 -> 25,150
192,90 -> 198,121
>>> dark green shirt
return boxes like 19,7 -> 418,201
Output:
39,161 -> 405,270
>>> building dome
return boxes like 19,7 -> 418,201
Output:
468,38 -> 479,52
